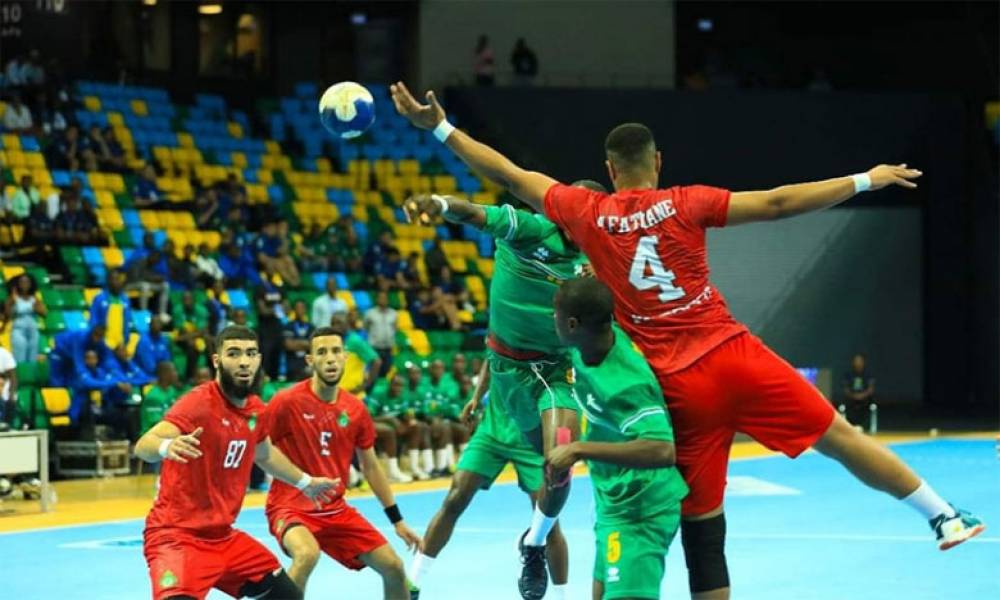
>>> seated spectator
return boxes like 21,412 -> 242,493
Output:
403,252 -> 422,288
449,353 -> 468,384
217,172 -> 247,213
33,92 -> 71,135
363,290 -> 398,377
71,348 -> 132,431
194,188 -> 221,230
171,290 -> 210,380
126,248 -> 170,321
89,269 -> 133,350
206,279 -> 230,335
4,174 -> 41,223
133,165 -> 163,208
0,343 -> 16,427
364,230 -> 396,275
123,232 -> 157,271
140,362 -> 182,436
134,318 -> 172,378
311,276 -> 349,328
48,324 -> 111,387
282,300 -> 314,381
409,287 -> 462,331
297,224 -> 334,272
424,238 -> 448,284
227,308 -> 249,327
187,243 -> 222,286
22,49 -> 45,87
218,242 -> 261,288
3,93 -> 34,133
422,359 -> 467,475
254,219 -> 300,287
335,225 -> 365,272
110,344 -> 155,389
24,201 -> 54,244
192,366 -> 213,386
166,241 -> 198,291
4,273 -> 46,364
438,266 -> 475,312
331,314 -> 382,396
54,192 -> 99,245
376,247 -> 409,290
255,276 -> 287,380
101,127 -> 126,172
48,125 -> 83,171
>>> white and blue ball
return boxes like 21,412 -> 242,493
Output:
318,81 -> 375,139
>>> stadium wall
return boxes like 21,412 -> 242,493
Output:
418,0 -> 676,90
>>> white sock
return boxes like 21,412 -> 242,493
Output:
388,457 -> 402,476
902,480 -> 956,520
445,443 -> 456,468
435,448 -> 448,470
408,449 -> 421,473
421,448 -> 435,473
550,583 -> 568,599
349,465 -> 361,486
409,552 -> 435,587
525,506 -> 557,546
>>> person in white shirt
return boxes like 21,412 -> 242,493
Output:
3,94 -> 34,133
310,276 -> 348,328
0,345 -> 17,426
363,291 -> 398,377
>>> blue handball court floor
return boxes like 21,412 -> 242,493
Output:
2,439 -> 998,599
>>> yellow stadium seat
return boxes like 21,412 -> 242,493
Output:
265,140 -> 281,155
202,231 -> 222,251
97,208 -> 124,231
139,210 -> 161,229
316,158 -> 332,173
476,259 -> 495,278
247,183 -> 268,204
228,122 -> 243,138
89,173 -> 107,190
41,387 -> 71,427
398,159 -> 420,176
447,256 -> 467,272
101,247 -> 125,268
83,96 -> 101,112
31,168 -> 52,187
131,100 -> 149,116
153,146 -> 172,163
433,175 -> 457,193
105,173 -> 126,193
84,288 -> 101,305
1,134 -> 20,150
231,152 -> 248,168
406,329 -> 431,356
0,224 -> 24,247
472,191 -> 497,206
178,133 -> 195,148
256,169 -> 273,185
5,151 -> 25,168
2,265 -> 26,281
107,112 -> 125,127
336,290 -> 356,309
23,152 -> 44,168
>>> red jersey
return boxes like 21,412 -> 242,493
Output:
145,382 -> 270,538
544,183 -> 747,374
265,379 -> 376,514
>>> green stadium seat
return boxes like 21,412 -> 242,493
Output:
41,288 -> 65,310
44,311 -> 66,333
61,288 -> 87,310
60,246 -> 84,266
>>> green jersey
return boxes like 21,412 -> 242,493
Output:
571,327 -> 688,521
422,375 -> 461,418
483,205 -> 586,354
141,384 -> 182,434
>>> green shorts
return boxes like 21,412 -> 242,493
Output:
488,351 -> 578,433
456,430 -> 544,493
593,506 -> 681,599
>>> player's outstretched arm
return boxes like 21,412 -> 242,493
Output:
547,439 -> 676,471
390,81 -> 557,212
135,421 -> 203,464
254,438 -> 338,505
404,194 -> 487,228
358,447 -> 423,551
727,164 -> 922,226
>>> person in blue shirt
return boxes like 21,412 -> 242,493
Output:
49,325 -> 113,387
123,233 -> 157,272
110,344 -> 155,388
133,318 -> 172,377
133,165 -> 163,208
89,269 -> 133,348
218,243 -> 261,288
70,349 -> 131,426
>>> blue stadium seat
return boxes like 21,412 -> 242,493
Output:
334,273 -> 349,290
227,290 -> 250,310
62,311 -> 88,331
354,291 -> 373,313
82,247 -> 104,266
311,272 -> 330,290
132,310 -> 152,335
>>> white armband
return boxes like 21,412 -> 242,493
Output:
432,119 -> 455,143
431,194 -> 450,215
851,173 -> 871,193
158,438 -> 172,458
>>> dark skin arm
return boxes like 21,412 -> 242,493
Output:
548,439 -> 676,471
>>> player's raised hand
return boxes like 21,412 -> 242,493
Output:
164,427 -> 204,463
394,521 -> 423,553
301,476 -> 340,507
867,164 -> 922,191
546,442 -> 581,472
403,194 -> 446,226
390,82 -> 445,130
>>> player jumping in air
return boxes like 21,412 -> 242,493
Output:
402,181 -> 604,600
265,326 -> 423,599
390,82 -> 985,600
549,277 -> 688,600
135,325 -> 338,600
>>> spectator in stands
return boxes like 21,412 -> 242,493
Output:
49,125 -> 83,171
101,127 -> 126,172
311,276 -> 348,328
0,343 -> 16,427
194,188 -> 222,230
133,165 -> 163,208
473,34 -> 495,86
218,242 -> 260,288
438,266 -> 474,312
282,300 -> 314,381
140,361 -> 181,436
171,290 -> 209,381
191,243 -> 224,285
4,274 -> 46,364
206,278 -> 230,335
423,359 -> 465,475
111,344 -> 154,389
255,276 -> 287,379
403,252 -> 422,289
331,313 -> 382,396
449,353 -> 468,384
22,49 -> 45,88
4,55 -> 26,88
33,92 -> 71,135
424,238 -> 448,284
123,232 -> 157,271
48,324 -> 111,387
254,218 -> 300,287
511,38 -> 539,85
840,353 -> 876,429
410,287 -> 462,331
72,348 -> 132,430
54,191 -> 100,245
363,290 -> 397,377
126,248 -> 171,321
165,241 -> 197,291
376,246 -> 409,290
24,201 -> 54,245
193,365 -> 212,386
134,318 -> 172,378
4,174 -> 41,223
364,230 -> 396,275
335,224 -> 365,272
3,93 -> 34,133
370,373 -> 431,480
297,224 -> 334,272
89,269 -> 133,349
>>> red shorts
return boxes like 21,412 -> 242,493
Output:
656,332 -> 835,517
267,502 -> 387,570
143,527 -> 280,600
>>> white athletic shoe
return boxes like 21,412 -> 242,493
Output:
410,468 -> 430,481
931,506 -> 986,551
389,470 -> 414,484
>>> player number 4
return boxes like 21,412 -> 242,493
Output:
629,235 -> 685,302
223,440 -> 247,469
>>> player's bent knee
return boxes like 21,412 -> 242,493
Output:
239,569 -> 303,600
681,513 -> 730,593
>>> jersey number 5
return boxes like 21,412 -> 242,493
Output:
223,440 -> 248,469
629,235 -> 685,302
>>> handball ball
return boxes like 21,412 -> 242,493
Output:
318,81 -> 375,139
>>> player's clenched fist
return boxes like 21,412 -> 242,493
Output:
163,427 -> 204,463
403,194 -> 446,225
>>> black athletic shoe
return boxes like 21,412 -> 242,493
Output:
517,529 -> 548,600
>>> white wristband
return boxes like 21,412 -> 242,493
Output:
431,194 -> 450,215
158,438 -> 172,458
295,473 -> 313,491
432,119 -> 455,143
851,173 -> 871,193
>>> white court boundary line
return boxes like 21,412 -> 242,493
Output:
1,437 -> 991,537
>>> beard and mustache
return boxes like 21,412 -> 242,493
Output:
218,365 -> 263,399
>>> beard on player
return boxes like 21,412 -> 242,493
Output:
218,362 -> 263,399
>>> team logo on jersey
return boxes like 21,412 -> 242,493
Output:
248,414 -> 258,431
533,247 -> 551,260
338,412 -> 350,428
303,413 -> 315,420
607,566 -> 620,583
159,570 -> 178,588
566,368 -> 575,384
276,518 -> 286,532
586,393 -> 604,413
221,418 -> 230,427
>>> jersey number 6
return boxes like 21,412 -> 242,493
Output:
629,235 -> 685,302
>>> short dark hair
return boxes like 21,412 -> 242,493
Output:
555,277 -> 615,332
571,179 -> 608,193
310,325 -> 347,344
214,325 -> 258,351
604,123 -> 656,172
